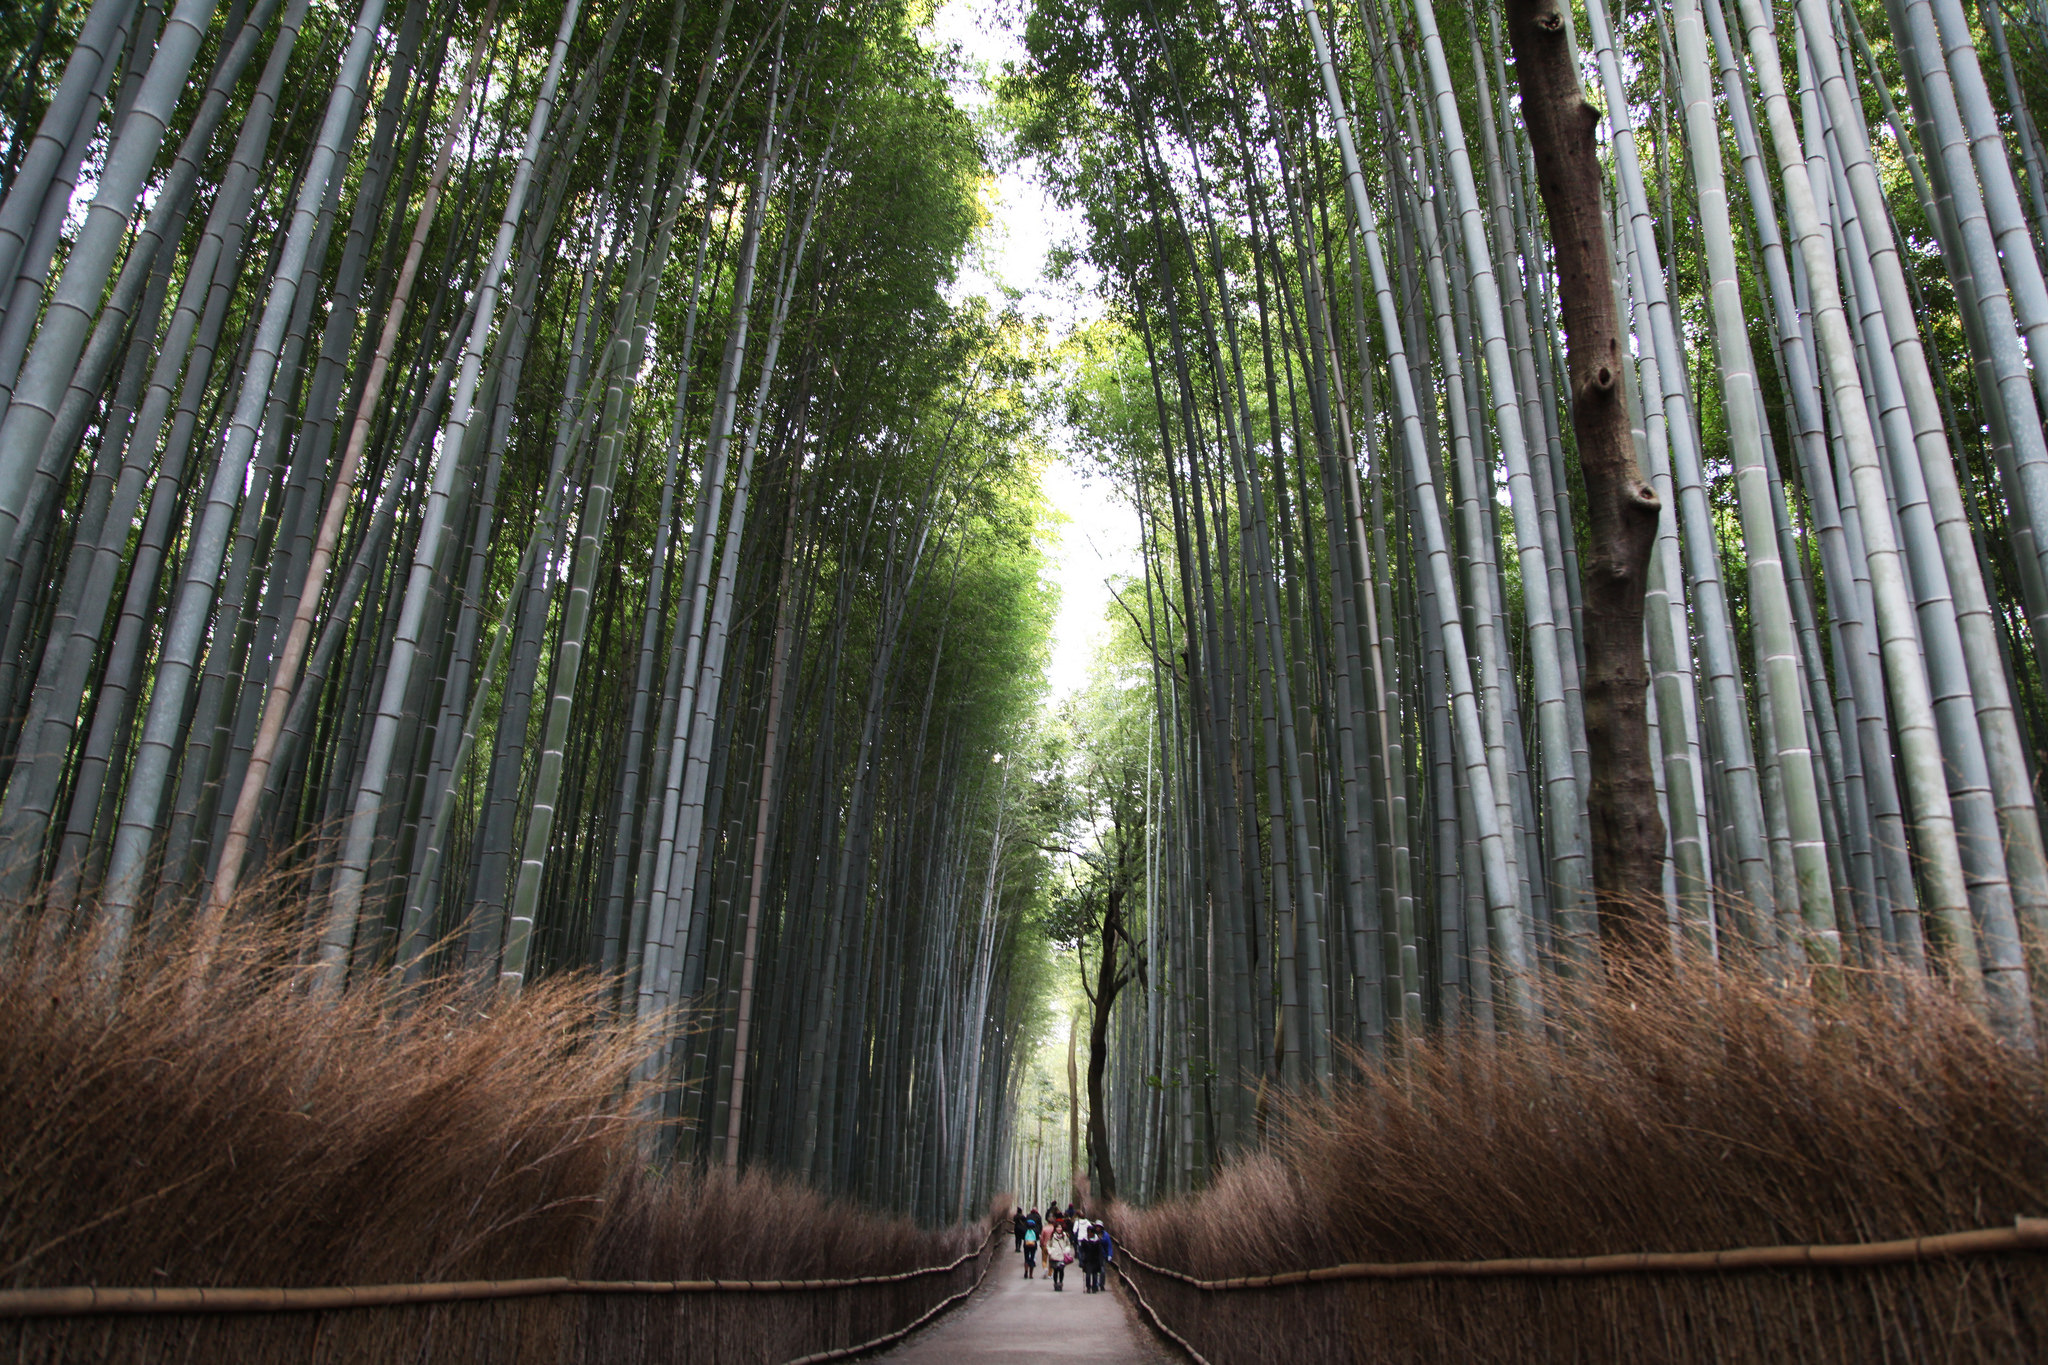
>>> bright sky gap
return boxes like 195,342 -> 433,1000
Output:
928,1 -> 1139,703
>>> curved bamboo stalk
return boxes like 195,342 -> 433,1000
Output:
97,0 -> 390,958
1301,0 -> 1534,1025
0,0 -> 226,568
201,0 -> 498,949
322,0 -> 588,993
1672,0 -> 1836,962
1731,0 -> 1984,1012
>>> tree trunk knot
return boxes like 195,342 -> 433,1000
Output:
1594,558 -> 1633,586
1537,11 -> 1564,32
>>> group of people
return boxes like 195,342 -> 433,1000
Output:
1011,1204 -> 1114,1294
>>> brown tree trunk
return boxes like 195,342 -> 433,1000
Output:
1501,0 -> 1668,962
1067,1007 -> 1083,1202
1085,884 -> 1122,1204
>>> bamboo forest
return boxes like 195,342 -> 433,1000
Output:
3,0 -> 2047,1358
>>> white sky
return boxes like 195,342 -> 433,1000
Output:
927,2 -> 1143,704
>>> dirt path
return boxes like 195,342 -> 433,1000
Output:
876,1245 -> 1176,1363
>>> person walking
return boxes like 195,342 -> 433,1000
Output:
1045,1225 -> 1073,1292
1012,1206 -> 1026,1253
1022,1221 -> 1039,1279
1076,1225 -> 1104,1293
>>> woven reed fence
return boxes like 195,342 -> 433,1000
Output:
0,1224 -> 997,1364
0,926 -> 1011,1365
1114,1220 -> 2048,1365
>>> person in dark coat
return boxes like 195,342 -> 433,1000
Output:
1022,1221 -> 1039,1279
1076,1227 -> 1105,1292
1012,1207 -> 1026,1253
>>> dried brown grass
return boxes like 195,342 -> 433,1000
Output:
0,920 -> 984,1363
1114,964 -> 2048,1364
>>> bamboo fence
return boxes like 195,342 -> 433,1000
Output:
0,1227 -> 999,1365
0,1228 -> 996,1318
1115,1219 -> 2048,1363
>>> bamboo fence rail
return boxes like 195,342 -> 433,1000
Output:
0,1227 -> 998,1320
1115,1261 -> 1214,1365
1116,1216 -> 2048,1288
779,1229 -> 1000,1365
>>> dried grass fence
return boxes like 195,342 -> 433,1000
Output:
1109,966 -> 2048,1364
0,920 -> 996,1363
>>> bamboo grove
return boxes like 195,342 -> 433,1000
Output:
0,0 -> 1066,1218
1011,0 -> 2048,1204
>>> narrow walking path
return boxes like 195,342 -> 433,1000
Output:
877,1247 -> 1174,1363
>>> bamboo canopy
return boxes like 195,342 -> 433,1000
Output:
7,0 -> 2048,1216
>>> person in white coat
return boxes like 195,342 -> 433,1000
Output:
1044,1226 -> 1074,1291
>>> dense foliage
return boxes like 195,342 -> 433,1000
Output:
1004,0 -> 2048,1206
0,0 -> 1057,1214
